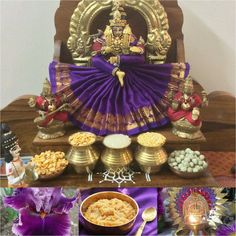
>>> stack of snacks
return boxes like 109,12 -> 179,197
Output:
137,132 -> 166,147
168,148 -> 208,177
31,151 -> 68,179
69,132 -> 96,147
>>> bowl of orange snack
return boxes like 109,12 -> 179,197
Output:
80,191 -> 139,235
31,151 -> 68,180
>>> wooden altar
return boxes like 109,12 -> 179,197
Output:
0,0 -> 235,188
0,92 -> 235,187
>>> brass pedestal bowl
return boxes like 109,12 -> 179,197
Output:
80,191 -> 139,235
66,132 -> 99,174
172,119 -> 202,139
135,132 -> 167,174
36,121 -> 66,140
101,134 -> 133,171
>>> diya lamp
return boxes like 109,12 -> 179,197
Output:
101,134 -> 133,171
135,132 -> 167,174
28,78 -> 70,140
167,76 -> 208,139
168,188 -> 227,236
66,132 -> 99,175
183,193 -> 209,235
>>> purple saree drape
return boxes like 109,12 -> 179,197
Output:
49,56 -> 190,136
79,188 -> 158,236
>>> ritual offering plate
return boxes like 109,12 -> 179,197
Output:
168,148 -> 208,178
80,191 -> 139,235
101,134 -> 133,170
66,132 -> 99,174
31,150 -> 68,180
135,132 -> 167,174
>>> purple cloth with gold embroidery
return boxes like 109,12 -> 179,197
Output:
49,55 -> 190,136
79,188 -> 158,236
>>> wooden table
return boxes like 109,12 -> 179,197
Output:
0,162 -> 217,188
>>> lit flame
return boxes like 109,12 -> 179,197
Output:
188,215 -> 199,225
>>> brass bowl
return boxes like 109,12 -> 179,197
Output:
168,162 -> 208,178
66,132 -> 99,174
38,167 -> 66,180
135,146 -> 167,174
101,134 -> 133,170
80,191 -> 139,235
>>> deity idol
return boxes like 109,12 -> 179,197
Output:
167,76 -> 208,139
1,123 -> 38,187
49,1 -> 190,136
28,78 -> 70,139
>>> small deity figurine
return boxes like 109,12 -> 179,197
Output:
28,78 -> 70,139
167,76 -> 208,139
0,123 -> 38,187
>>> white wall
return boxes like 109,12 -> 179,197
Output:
1,0 -> 235,109
179,0 -> 236,96
0,0 -> 60,108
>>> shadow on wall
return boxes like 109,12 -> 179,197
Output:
183,7 -> 236,96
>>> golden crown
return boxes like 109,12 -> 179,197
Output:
109,0 -> 127,27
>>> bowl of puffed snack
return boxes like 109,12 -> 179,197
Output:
136,132 -> 167,174
80,191 -> 139,235
31,151 -> 68,180
66,132 -> 99,174
168,148 -> 208,178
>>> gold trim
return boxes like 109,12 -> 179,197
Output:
67,0 -> 171,66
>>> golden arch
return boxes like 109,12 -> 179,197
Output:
67,0 -> 171,66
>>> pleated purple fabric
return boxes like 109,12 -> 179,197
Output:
49,58 -> 190,136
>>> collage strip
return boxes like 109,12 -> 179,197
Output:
0,187 -> 235,236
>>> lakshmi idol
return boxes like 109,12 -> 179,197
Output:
49,1 -> 190,135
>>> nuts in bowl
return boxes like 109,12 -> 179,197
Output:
31,151 -> 68,179
68,132 -> 96,147
168,148 -> 208,178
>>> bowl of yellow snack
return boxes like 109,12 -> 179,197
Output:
135,132 -> 167,174
80,191 -> 139,235
66,132 -> 99,174
31,151 -> 68,180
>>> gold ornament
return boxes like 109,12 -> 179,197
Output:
109,0 -> 127,27
168,188 -> 228,235
67,0 -> 171,66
